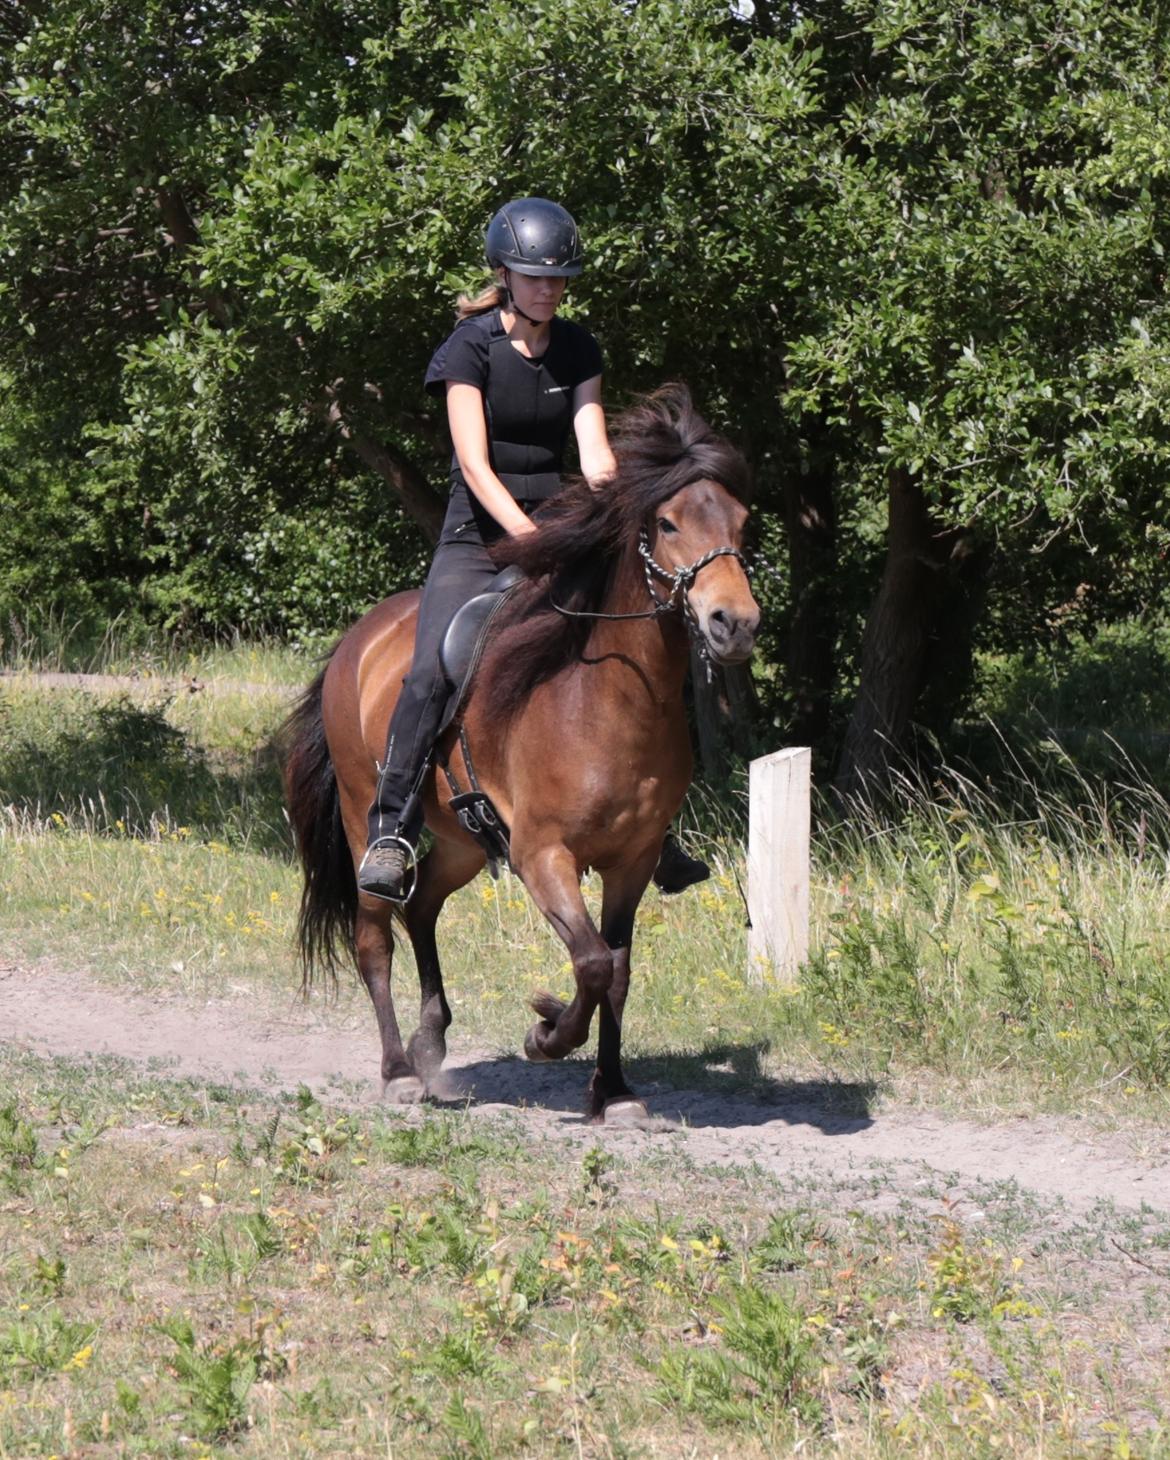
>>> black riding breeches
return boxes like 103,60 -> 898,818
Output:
366,538 -> 502,848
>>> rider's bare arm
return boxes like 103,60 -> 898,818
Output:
446,381 -> 538,537
573,376 -> 617,488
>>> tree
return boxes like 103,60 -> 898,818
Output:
3,0 -> 1169,785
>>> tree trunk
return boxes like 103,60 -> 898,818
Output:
782,439 -> 837,747
323,396 -> 446,545
834,467 -> 976,799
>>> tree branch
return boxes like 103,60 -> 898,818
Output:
155,186 -> 231,324
323,394 -> 445,544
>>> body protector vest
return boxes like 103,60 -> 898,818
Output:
424,308 -> 603,545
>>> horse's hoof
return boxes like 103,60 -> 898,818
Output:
602,1097 -> 653,1129
524,1024 -> 554,1062
382,1074 -> 426,1105
529,990 -> 567,1023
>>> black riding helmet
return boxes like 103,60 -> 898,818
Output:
485,197 -> 583,277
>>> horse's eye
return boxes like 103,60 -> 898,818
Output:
657,517 -> 678,535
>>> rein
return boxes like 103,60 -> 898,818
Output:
548,528 -> 748,625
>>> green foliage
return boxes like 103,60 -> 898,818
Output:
0,1103 -> 41,1191
927,1218 -> 1036,1324
750,1209 -> 831,1274
655,1283 -> 821,1429
190,1212 -> 285,1289
0,689 -> 285,849
0,1308 -> 95,1382
4,0 -> 1170,759
442,1392 -> 493,1460
159,1315 -> 259,1440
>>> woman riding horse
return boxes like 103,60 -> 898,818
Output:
358,198 -> 708,902
285,383 -> 759,1119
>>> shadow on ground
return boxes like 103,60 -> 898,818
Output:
0,692 -> 288,851
445,1042 -> 877,1134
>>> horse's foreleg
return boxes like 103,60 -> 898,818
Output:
520,844 -> 614,1061
404,837 -> 485,1087
355,900 -> 424,1103
587,855 -> 659,1122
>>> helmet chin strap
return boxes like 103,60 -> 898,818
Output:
502,269 -> 545,326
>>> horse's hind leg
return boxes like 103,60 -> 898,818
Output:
404,836 -> 485,1088
355,899 -> 424,1103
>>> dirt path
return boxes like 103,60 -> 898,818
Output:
3,958 -> 1168,1217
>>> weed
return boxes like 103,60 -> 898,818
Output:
0,1102 -> 40,1189
442,1391 -> 493,1460
426,1328 -> 498,1380
655,1283 -> 821,1430
158,1313 -> 282,1441
751,1209 -> 830,1273
274,1087 -> 362,1185
0,1308 -> 96,1381
190,1211 -> 284,1288
28,1253 -> 66,1300
582,1143 -> 617,1205
926,1217 -> 1034,1323
292,1377 -> 343,1429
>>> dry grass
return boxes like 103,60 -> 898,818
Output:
1,1050 -> 1167,1458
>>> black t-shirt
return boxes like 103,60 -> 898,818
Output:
424,308 -> 603,543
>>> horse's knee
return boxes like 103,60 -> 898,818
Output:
575,948 -> 615,1000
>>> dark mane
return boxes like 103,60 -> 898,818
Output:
478,383 -> 750,726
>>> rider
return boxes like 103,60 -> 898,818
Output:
358,198 -> 709,902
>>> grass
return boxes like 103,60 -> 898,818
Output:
0,607 -> 323,685
3,648 -> 1170,1122
0,1049 -> 1167,1458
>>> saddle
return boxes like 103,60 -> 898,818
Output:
436,564 -> 525,728
433,565 -> 524,876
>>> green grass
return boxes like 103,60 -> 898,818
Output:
3,658 -> 1170,1120
0,1049 -> 1167,1458
0,608 -> 322,685
3,646 -> 1170,1453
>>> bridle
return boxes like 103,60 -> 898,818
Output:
549,526 -> 749,630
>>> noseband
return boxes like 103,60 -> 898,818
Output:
550,527 -> 748,627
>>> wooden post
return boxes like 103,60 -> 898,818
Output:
747,747 -> 811,984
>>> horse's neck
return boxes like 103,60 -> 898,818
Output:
588,545 -> 690,698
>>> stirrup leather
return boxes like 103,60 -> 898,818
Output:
358,834 -> 419,905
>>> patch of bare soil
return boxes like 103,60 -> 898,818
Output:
3,958 -> 1169,1218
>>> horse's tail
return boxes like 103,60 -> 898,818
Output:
281,661 -> 357,987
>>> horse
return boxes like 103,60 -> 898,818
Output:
282,384 -> 760,1123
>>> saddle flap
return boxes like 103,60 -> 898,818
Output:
437,566 -> 525,703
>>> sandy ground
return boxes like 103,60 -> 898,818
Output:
3,958 -> 1168,1218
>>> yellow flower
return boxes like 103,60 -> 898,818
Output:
64,1344 -> 93,1371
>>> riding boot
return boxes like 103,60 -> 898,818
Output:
653,831 -> 711,895
358,753 -> 427,903
359,697 -> 441,904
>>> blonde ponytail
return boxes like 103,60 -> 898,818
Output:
455,281 -> 507,320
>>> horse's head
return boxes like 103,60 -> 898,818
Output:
647,478 -> 760,664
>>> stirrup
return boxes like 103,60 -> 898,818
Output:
358,834 -> 418,905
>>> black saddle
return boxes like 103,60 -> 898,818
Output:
437,565 -> 525,729
433,565 -> 524,878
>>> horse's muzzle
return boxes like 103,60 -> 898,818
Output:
701,605 -> 760,665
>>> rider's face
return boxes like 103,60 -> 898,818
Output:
501,269 -> 567,322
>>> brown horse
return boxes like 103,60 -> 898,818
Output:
283,385 -> 759,1122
